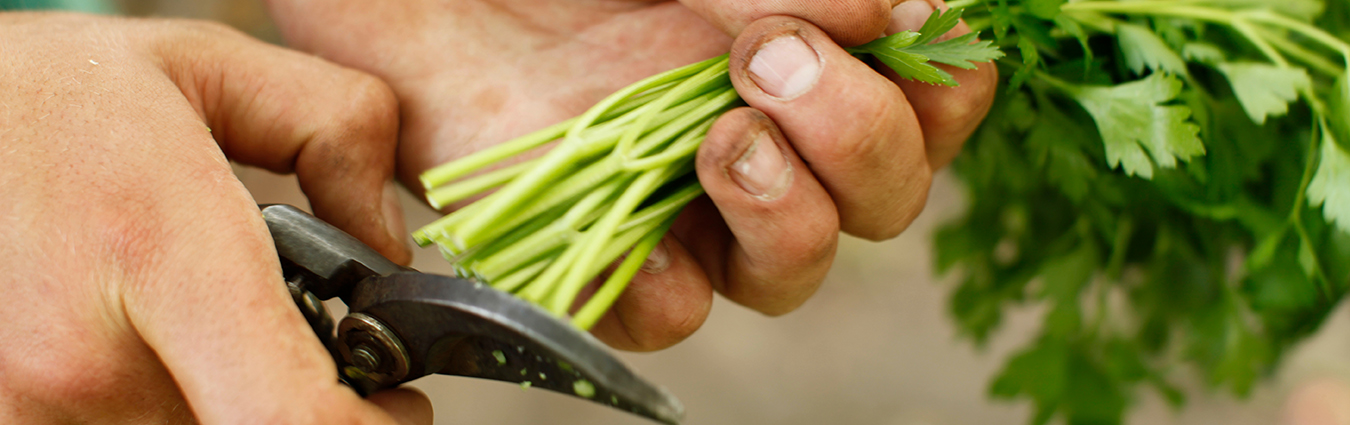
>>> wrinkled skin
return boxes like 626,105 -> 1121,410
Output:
266,0 -> 998,351
0,12 -> 430,424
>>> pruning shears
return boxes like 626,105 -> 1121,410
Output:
260,204 -> 683,424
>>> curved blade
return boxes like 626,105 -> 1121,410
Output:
348,272 -> 684,425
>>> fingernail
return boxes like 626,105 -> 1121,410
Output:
728,131 -> 792,200
640,238 -> 671,274
747,34 -> 821,99
892,0 -> 936,33
382,180 -> 412,252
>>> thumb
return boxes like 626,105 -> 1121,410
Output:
151,21 -> 411,264
677,0 -> 896,46
369,388 -> 434,425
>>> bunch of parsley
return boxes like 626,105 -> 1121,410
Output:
935,0 -> 1350,423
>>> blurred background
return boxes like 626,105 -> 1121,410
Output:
6,0 -> 1350,424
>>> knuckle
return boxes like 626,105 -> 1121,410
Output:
933,70 -> 999,131
332,70 -> 401,147
166,18 -> 248,40
846,164 -> 931,241
145,17 -> 248,49
807,0 -> 894,46
751,278 -> 821,317
699,108 -> 765,171
296,70 -> 398,174
627,312 -> 703,352
776,214 -> 839,271
343,71 -> 400,123
811,94 -> 897,170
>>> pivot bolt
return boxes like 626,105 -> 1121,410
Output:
351,344 -> 382,372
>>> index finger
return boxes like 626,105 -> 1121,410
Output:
120,183 -> 405,423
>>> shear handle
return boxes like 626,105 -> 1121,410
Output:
261,204 -> 405,300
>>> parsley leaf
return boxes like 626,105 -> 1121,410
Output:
903,32 -> 1005,70
1217,63 -> 1312,124
851,8 -> 1004,86
1310,126 -> 1350,232
912,6 -> 964,45
1070,73 -> 1205,178
1117,23 -> 1190,77
935,2 -> 1350,424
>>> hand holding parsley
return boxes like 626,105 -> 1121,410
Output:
266,0 -> 1000,350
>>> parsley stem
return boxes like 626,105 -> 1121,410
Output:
417,85 -> 679,190
1105,215 -> 1133,281
1241,10 -> 1350,63
452,69 -> 731,246
944,0 -> 981,10
426,157 -> 541,209
430,88 -> 733,250
1064,2 -> 1350,65
1290,120 -> 1335,294
493,258 -> 552,293
1256,25 -> 1345,77
549,165 -> 682,313
571,217 -> 675,329
1230,19 -> 1290,68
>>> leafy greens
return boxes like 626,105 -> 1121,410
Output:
936,0 -> 1350,423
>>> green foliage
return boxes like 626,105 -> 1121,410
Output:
852,8 -> 1004,86
938,0 -> 1350,423
1311,129 -> 1350,228
1070,73 -> 1205,178
1217,63 -> 1312,124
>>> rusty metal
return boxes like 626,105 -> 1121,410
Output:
261,204 -> 684,425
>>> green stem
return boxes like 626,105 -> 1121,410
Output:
1257,25 -> 1345,77
572,217 -> 675,329
565,55 -> 725,147
454,199 -> 572,267
1063,2 -> 1350,65
493,256 -> 555,293
419,118 -> 574,190
426,157 -> 540,209
944,0 -> 982,10
623,119 -> 715,172
430,87 -> 717,246
453,86 -> 734,246
450,88 -> 732,250
1241,10 -> 1350,59
548,164 -> 685,314
471,178 -> 628,280
1105,215 -> 1134,281
616,57 -> 729,162
1231,18 -> 1290,68
417,83 -> 681,190
1291,120 -> 1334,294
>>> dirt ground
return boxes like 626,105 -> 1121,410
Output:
106,0 -> 1350,423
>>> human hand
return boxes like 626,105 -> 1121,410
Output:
266,0 -> 997,351
0,12 -> 429,424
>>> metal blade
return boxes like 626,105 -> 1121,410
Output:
347,272 -> 684,425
